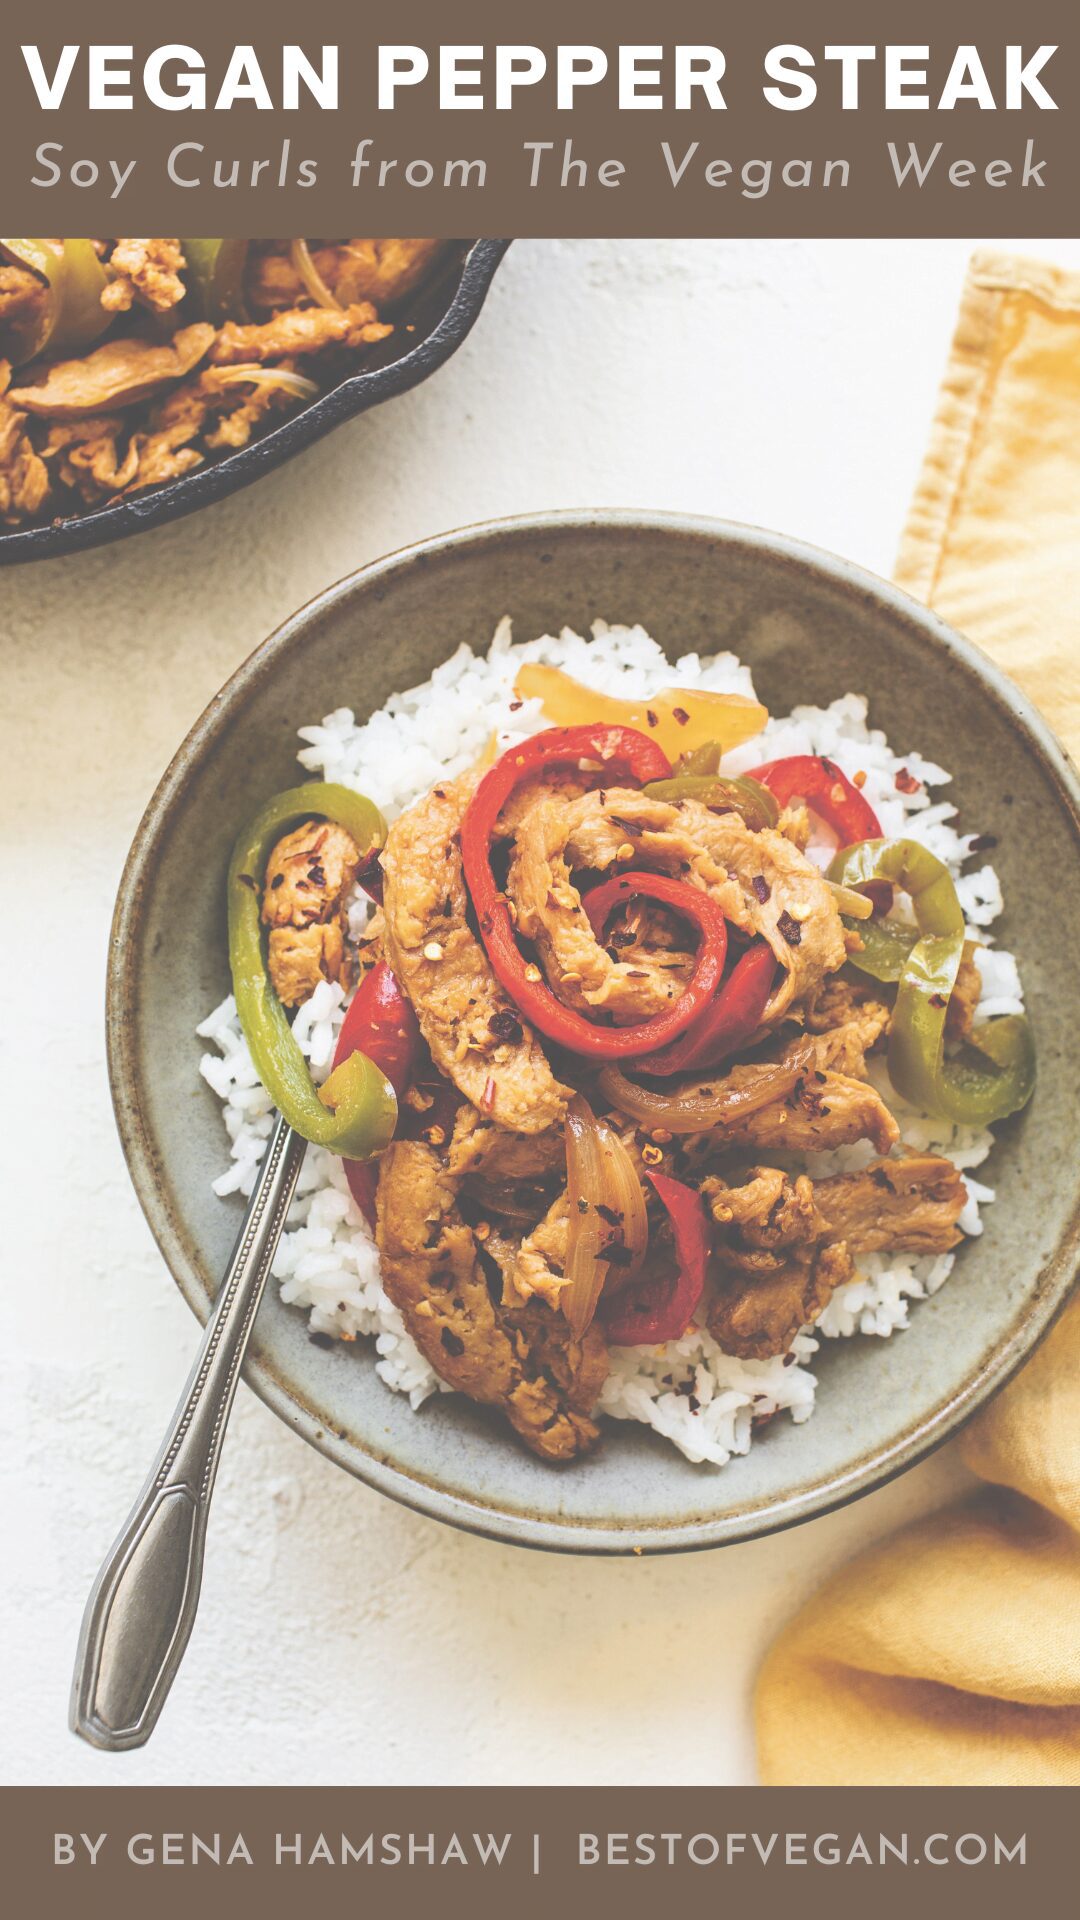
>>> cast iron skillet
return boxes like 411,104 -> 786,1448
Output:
0,239 -> 509,567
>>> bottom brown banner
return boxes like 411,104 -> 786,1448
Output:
2,1786 -> 1070,1919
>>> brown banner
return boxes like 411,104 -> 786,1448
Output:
5,1786 -> 1073,1918
0,0 -> 1076,235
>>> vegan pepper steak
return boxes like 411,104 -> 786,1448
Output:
201,625 -> 1036,1466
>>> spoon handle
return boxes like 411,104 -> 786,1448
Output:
70,1112 -> 306,1750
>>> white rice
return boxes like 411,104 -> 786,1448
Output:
197,621 -> 1022,1467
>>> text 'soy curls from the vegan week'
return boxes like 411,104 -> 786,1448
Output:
1,1 -> 1076,235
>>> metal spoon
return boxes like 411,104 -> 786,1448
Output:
70,1112 -> 306,1750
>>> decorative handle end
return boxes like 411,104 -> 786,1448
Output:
70,1483 -> 204,1751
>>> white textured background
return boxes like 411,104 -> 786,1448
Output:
4,236 -> 1077,1787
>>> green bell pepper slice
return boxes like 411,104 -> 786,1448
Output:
182,239 -> 250,323
835,913 -> 919,983
831,836 -> 964,940
1,238 -> 110,363
673,740 -> 724,777
829,837 -> 1035,1126
938,1013 -> 1037,1125
644,771 -> 780,832
53,239 -> 111,352
228,782 -> 397,1159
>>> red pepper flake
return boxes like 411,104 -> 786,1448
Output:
777,908 -> 802,945
929,992 -> 948,1008
603,1241 -> 634,1267
646,709 -> 659,727
433,787 -> 447,799
751,874 -> 771,904
488,1008 -> 523,1045
509,699 -> 523,711
595,1203 -> 623,1225
481,1076 -> 497,1110
895,767 -> 921,794
671,707 -> 690,726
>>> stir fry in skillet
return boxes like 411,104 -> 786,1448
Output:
0,238 -> 444,527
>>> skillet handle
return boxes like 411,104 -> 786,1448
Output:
70,1113 -> 306,1750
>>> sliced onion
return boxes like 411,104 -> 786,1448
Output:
598,1037 -> 815,1136
208,362 -> 321,403
290,238 -> 342,311
826,879 -> 874,921
562,1094 -> 649,1337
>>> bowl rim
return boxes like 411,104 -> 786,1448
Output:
0,239 -> 509,568
106,507 -> 1080,1554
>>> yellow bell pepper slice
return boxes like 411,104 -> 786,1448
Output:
514,663 -> 767,763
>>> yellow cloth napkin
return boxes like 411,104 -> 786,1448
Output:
755,251 -> 1080,1787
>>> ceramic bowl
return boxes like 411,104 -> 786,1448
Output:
107,511 -> 1080,1552
0,241 -> 508,566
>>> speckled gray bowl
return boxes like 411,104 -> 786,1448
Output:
108,511 -> 1080,1553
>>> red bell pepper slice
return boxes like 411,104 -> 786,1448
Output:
461,726 -> 733,1060
746,754 -> 881,846
332,961 -> 419,1227
601,1171 -> 709,1346
636,937 -> 777,1077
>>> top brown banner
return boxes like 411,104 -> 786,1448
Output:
1,0 -> 1076,236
